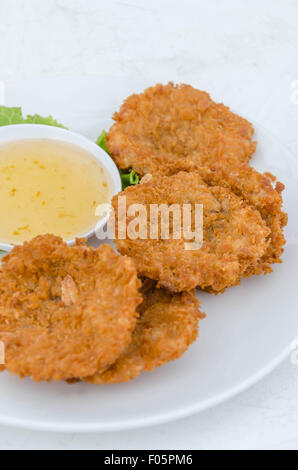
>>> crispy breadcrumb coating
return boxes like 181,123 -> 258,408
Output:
106,82 -> 256,176
86,281 -> 205,384
197,163 -> 288,273
0,235 -> 141,382
111,172 -> 270,293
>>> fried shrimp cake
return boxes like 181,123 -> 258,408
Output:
111,172 -> 271,293
86,281 -> 205,384
0,235 -> 141,382
198,163 -> 288,274
106,82 -> 256,176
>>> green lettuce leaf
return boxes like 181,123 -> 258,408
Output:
96,130 -> 109,154
119,169 -> 139,190
0,106 -> 24,125
25,114 -> 67,128
0,106 -> 67,128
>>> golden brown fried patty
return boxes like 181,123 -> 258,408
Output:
86,281 -> 204,384
0,235 -> 141,382
197,163 -> 288,273
111,172 -> 271,293
106,82 -> 256,176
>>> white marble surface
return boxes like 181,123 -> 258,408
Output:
0,0 -> 298,450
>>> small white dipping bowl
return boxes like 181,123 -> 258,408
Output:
0,124 -> 122,252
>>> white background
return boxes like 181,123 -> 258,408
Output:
0,0 -> 298,450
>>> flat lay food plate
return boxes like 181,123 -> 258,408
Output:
0,76 -> 297,432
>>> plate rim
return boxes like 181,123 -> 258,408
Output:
0,344 -> 292,433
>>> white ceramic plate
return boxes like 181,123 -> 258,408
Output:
0,77 -> 297,432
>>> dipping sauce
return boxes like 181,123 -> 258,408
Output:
0,139 -> 110,244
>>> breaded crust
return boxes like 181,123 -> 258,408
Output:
86,281 -> 205,384
106,82 -> 256,176
0,235 -> 142,382
111,172 -> 271,293
197,163 -> 288,273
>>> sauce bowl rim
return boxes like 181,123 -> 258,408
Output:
0,124 -> 122,251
